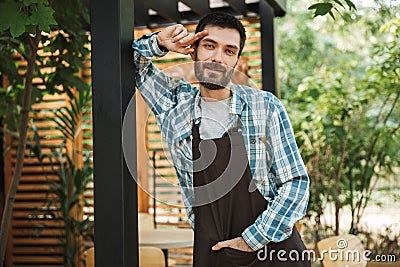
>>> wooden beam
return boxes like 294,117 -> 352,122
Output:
134,2 -> 151,27
145,0 -> 180,23
136,93 -> 149,213
3,132 -> 13,267
90,0 -> 138,266
265,0 -> 286,17
180,0 -> 212,17
225,0 -> 247,16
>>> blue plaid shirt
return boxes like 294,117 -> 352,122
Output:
132,33 -> 310,251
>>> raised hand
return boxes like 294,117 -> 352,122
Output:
156,24 -> 208,55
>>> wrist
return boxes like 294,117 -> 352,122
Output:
156,33 -> 168,52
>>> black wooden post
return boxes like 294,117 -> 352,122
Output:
90,0 -> 138,266
260,0 -> 277,95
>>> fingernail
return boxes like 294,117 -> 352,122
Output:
211,246 -> 216,250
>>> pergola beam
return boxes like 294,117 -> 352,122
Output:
259,0 -> 276,95
265,0 -> 286,16
224,0 -> 247,16
134,3 -> 151,26
145,0 -> 180,23
181,0 -> 212,17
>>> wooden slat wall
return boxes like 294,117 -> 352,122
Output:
3,19 -> 261,266
4,91 -> 68,267
3,48 -> 92,266
80,58 -> 94,223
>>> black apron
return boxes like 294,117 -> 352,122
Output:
192,123 -> 311,267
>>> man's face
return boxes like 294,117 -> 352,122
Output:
192,25 -> 241,90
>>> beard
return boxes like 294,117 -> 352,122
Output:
194,60 -> 235,90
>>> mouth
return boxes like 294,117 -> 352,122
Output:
204,66 -> 225,73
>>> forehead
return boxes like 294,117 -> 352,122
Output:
201,25 -> 241,47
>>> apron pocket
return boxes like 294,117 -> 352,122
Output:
223,247 -> 259,267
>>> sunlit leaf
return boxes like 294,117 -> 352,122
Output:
308,3 -> 333,17
329,11 -> 336,20
333,0 -> 345,8
343,0 -> 357,10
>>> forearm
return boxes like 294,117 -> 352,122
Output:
132,32 -> 186,116
132,32 -> 168,71
242,175 -> 309,250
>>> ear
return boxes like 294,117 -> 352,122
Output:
234,56 -> 241,69
190,45 -> 196,61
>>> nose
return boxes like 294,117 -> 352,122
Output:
211,48 -> 223,63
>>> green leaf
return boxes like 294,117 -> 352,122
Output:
0,49 -> 22,85
329,11 -> 336,20
0,0 -> 30,38
30,86 -> 44,105
30,121 -> 43,161
335,126 -> 346,140
0,0 -> 18,32
308,88 -> 320,99
25,24 -> 37,35
23,0 -> 48,5
29,4 -> 57,33
308,3 -> 333,17
343,0 -> 357,10
333,0 -> 345,8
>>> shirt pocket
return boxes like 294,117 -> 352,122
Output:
173,138 -> 193,173
248,133 -> 277,197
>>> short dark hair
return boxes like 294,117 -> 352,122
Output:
194,12 -> 246,55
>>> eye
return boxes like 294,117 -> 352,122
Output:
226,49 -> 238,56
204,43 -> 214,49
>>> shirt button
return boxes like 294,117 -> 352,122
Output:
251,139 -> 256,144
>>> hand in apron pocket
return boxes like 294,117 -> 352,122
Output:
223,247 -> 259,267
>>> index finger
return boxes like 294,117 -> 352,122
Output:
180,30 -> 208,46
193,30 -> 208,42
211,239 -> 231,251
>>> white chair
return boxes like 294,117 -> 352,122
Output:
85,246 -> 168,267
138,212 -> 176,266
139,246 -> 166,267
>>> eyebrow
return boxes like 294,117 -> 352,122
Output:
201,37 -> 239,50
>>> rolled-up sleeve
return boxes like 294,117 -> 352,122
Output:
242,98 -> 310,250
132,33 -> 187,116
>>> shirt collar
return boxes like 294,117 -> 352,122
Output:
173,84 -> 246,145
194,83 -> 244,120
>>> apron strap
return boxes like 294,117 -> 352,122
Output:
192,121 -> 201,140
228,117 -> 243,133
193,117 -> 243,140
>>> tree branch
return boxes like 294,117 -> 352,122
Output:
0,26 -> 42,267
8,41 -> 28,60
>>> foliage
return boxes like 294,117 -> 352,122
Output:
309,0 -> 357,19
358,224 -> 400,259
40,146 -> 93,267
280,0 -> 400,244
0,0 -> 90,131
0,0 -> 90,265
32,90 -> 93,267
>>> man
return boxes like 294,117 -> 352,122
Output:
132,12 -> 310,266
